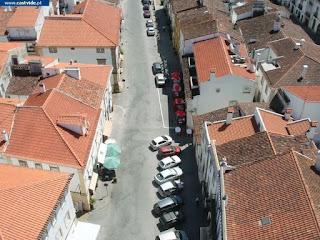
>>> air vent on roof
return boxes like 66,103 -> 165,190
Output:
260,217 -> 271,226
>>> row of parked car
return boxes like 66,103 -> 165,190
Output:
150,135 -> 188,240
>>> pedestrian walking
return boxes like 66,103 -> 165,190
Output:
163,26 -> 165,32
195,197 -> 200,206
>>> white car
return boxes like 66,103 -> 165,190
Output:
155,73 -> 166,86
154,167 -> 183,185
150,135 -> 172,150
156,230 -> 188,240
146,19 -> 153,27
158,180 -> 183,197
147,27 -> 155,36
158,156 -> 181,170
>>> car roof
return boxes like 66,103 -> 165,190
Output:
161,156 -> 174,165
172,167 -> 182,175
153,62 -> 161,67
159,231 -> 178,240
171,155 -> 181,163
157,197 -> 174,208
161,146 -> 173,152
156,73 -> 164,78
154,136 -> 165,143
160,181 -> 175,191
160,169 -> 175,178
148,27 -> 154,30
147,19 -> 153,22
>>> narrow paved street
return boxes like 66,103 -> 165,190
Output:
87,0 -> 207,239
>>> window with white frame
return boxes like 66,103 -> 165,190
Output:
35,163 -> 43,169
50,166 -> 60,172
55,228 -> 62,240
49,47 -> 57,53
64,211 -> 71,227
96,48 -> 105,53
97,59 -> 107,65
19,160 -> 28,167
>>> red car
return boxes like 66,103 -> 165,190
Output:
143,10 -> 151,18
158,146 -> 181,158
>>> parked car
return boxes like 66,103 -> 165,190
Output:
159,210 -> 184,229
147,27 -> 155,36
142,0 -> 149,4
158,180 -> 183,197
158,156 -> 181,170
153,195 -> 183,215
143,10 -> 151,18
150,135 -> 172,150
155,73 -> 166,86
154,167 -> 183,185
152,62 -> 162,75
158,146 -> 181,158
156,230 -> 188,240
146,19 -> 154,27
143,3 -> 149,10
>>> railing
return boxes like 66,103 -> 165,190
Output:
306,11 -> 311,17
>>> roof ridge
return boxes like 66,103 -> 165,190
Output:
266,131 -> 277,154
42,106 -> 84,167
291,150 -> 320,233
219,36 -> 233,75
273,54 -> 305,87
0,173 -> 71,191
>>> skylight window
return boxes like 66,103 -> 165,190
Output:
260,217 -> 271,226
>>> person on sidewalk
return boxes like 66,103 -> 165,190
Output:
162,26 -> 165,32
195,197 -> 200,206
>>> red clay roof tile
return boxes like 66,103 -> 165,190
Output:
283,86 -> 320,102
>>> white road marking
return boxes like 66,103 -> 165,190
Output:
114,105 -> 126,116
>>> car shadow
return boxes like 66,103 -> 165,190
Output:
156,223 -> 166,232
152,180 -> 160,188
156,191 -> 163,199
156,154 -> 162,160
156,166 -> 162,171
149,146 -> 156,152
151,209 -> 160,218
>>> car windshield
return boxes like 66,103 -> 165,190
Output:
159,161 -> 164,168
156,173 -> 164,180
172,197 -> 178,204
162,136 -> 168,140
151,140 -> 156,145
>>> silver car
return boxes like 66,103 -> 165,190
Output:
146,19 -> 153,27
147,27 -> 155,36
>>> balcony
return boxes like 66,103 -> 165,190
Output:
298,4 -> 303,10
306,11 -> 311,18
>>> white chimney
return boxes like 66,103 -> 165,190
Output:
255,53 -> 261,69
5,6 -> 12,11
315,150 -> 320,172
39,83 -> 46,93
273,17 -> 281,32
249,62 -> 255,73
1,130 -> 8,142
294,43 -> 301,50
307,121 -> 318,140
227,34 -> 231,41
229,43 -> 235,51
284,108 -> 293,120
301,65 -> 308,79
65,67 -> 81,80
300,39 -> 305,46
226,107 -> 234,125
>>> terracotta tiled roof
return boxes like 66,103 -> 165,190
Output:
283,86 -> 320,102
233,1 -> 254,14
24,56 -> 58,66
194,36 -> 256,83
71,0 -> 88,13
6,76 -> 41,96
57,113 -> 87,125
207,115 -> 259,145
0,101 -> 18,153
281,18 -> 314,43
0,164 -> 72,240
294,152 -> 320,226
38,0 -> 121,47
0,42 -> 25,51
7,7 -> 41,27
237,102 -> 271,115
0,7 -> 16,35
5,89 -> 101,168
224,151 -> 320,239
286,119 -> 310,135
292,38 -> 320,62
170,0 -> 199,13
182,57 -> 192,100
35,64 -> 111,108
258,108 -> 292,135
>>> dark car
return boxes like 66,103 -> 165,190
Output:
143,10 -> 151,18
159,210 -> 185,229
158,180 -> 183,198
158,146 -> 181,158
153,195 -> 183,215
143,3 -> 149,10
141,0 -> 149,4
152,62 -> 162,75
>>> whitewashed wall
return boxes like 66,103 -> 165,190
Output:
193,75 -> 256,114
284,90 -> 320,141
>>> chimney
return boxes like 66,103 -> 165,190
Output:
226,107 -> 234,125
294,43 -> 301,50
69,60 -> 73,65
39,83 -> 46,93
284,108 -> 293,120
273,17 -> 281,32
229,43 -> 235,51
255,53 -> 261,69
315,150 -> 320,172
65,67 -> 81,80
1,130 -> 8,142
226,34 -> 231,41
301,65 -> 308,79
300,39 -> 305,46
307,121 -> 318,140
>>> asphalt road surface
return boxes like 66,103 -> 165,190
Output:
87,0 -> 207,239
